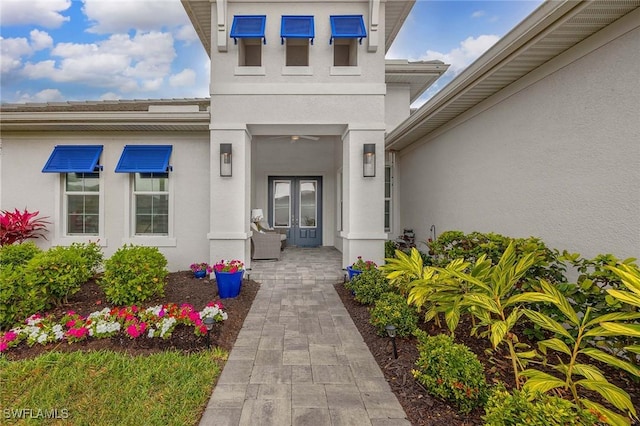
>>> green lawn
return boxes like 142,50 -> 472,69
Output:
0,349 -> 226,425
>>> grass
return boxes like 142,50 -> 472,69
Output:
0,349 -> 227,425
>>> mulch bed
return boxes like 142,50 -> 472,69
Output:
3,271 -> 259,361
4,272 -> 638,425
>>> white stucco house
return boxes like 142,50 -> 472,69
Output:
0,0 -> 638,271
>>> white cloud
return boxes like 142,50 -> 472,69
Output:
0,30 -> 53,74
82,0 -> 190,34
419,34 -> 500,76
175,24 -> 199,44
472,10 -> 486,19
23,31 -> 176,94
29,29 -> 54,51
18,88 -> 64,103
99,92 -> 120,101
0,0 -> 71,28
169,68 -> 195,87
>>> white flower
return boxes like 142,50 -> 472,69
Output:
37,333 -> 49,344
145,305 -> 164,317
52,324 -> 65,340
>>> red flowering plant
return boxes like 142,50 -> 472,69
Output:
350,256 -> 377,272
190,262 -> 213,273
213,259 -> 244,273
0,208 -> 50,246
0,300 -> 228,352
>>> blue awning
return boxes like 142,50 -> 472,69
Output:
330,15 -> 367,45
281,15 -> 314,45
42,145 -> 103,173
230,15 -> 267,45
115,145 -> 172,173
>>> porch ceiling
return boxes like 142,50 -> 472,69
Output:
386,0 -> 640,151
181,0 -> 416,55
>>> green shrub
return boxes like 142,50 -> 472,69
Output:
100,245 -> 168,305
0,265 -> 49,330
68,241 -> 103,274
369,292 -> 417,337
412,331 -> 488,414
25,245 -> 95,306
0,242 -> 42,267
385,240 -> 397,259
346,269 -> 392,305
483,385 -> 600,426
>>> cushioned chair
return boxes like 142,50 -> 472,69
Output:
251,223 -> 282,260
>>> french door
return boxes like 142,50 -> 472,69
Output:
268,176 -> 322,247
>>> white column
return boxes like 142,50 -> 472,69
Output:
208,125 -> 252,267
340,126 -> 386,267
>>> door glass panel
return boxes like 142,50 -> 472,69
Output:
299,180 -> 316,228
274,181 -> 291,227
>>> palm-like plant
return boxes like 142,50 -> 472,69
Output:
522,279 -> 640,426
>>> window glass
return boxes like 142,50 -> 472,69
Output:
274,181 -> 291,227
134,173 -> 169,235
65,172 -> 100,235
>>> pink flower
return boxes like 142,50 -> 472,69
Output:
66,320 -> 76,328
4,331 -> 18,342
66,327 -> 89,339
0,342 -> 7,352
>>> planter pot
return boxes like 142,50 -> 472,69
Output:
214,270 -> 244,298
194,270 -> 207,279
346,266 -> 362,280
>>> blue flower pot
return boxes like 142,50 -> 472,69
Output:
346,266 -> 362,280
194,270 -> 207,279
215,270 -> 244,298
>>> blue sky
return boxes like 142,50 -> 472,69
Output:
0,0 -> 543,105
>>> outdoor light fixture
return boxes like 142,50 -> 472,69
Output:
220,143 -> 232,177
251,209 -> 264,223
385,324 -> 398,359
363,144 -> 375,177
203,317 -> 215,348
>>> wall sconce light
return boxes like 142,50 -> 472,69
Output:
363,144 -> 375,177
220,143 -> 232,177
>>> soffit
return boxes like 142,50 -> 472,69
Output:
181,0 -> 416,56
385,60 -> 450,103
386,0 -> 640,151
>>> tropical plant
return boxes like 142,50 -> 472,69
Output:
412,331 -> 488,414
604,263 -> 640,363
369,292 -> 418,337
445,243 -> 555,388
0,208 -> 50,246
521,280 -> 640,426
381,248 -> 430,296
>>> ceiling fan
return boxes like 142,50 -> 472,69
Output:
268,135 -> 320,142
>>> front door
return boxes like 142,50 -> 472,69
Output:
268,176 -> 322,247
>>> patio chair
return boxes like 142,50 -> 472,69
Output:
251,223 -> 282,260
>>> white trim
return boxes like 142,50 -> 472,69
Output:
216,0 -> 227,52
234,66 -> 266,76
53,172 -> 105,243
281,66 -> 313,76
211,83 -> 385,95
330,67 -> 362,76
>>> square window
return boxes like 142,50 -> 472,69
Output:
333,38 -> 357,66
239,38 -> 262,66
286,38 -> 309,66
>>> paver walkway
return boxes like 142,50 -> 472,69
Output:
199,247 -> 410,426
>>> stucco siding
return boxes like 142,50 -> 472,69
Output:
0,132 -> 211,271
398,24 -> 640,259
